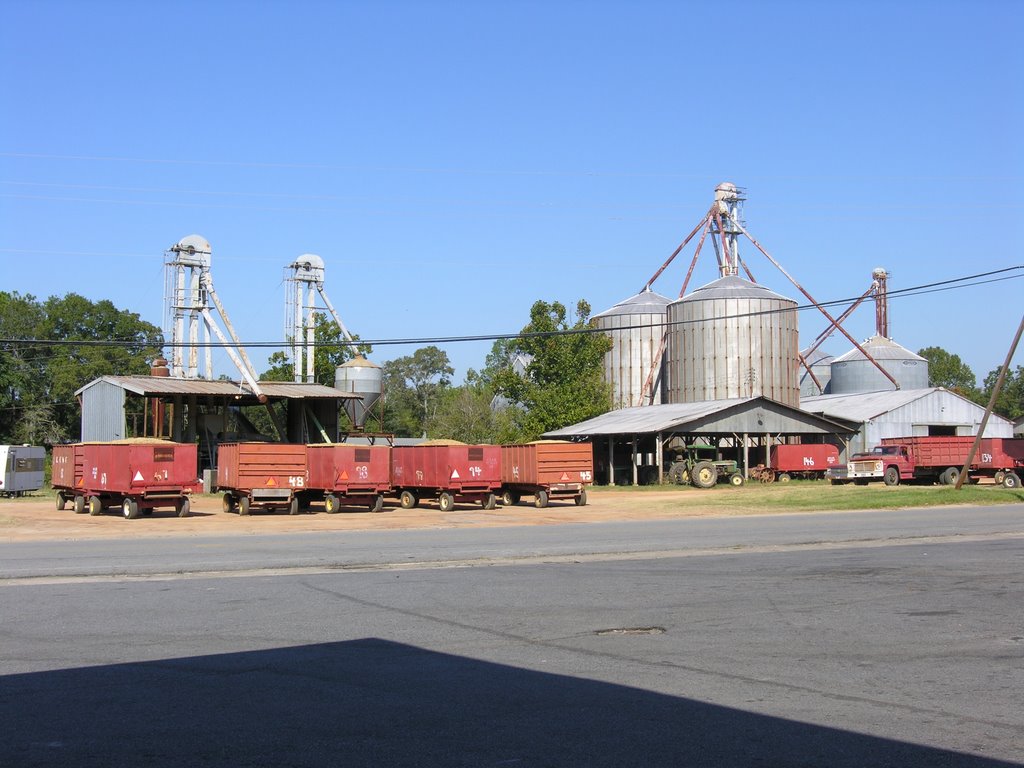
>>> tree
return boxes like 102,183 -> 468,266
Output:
381,346 -> 454,437
981,365 -> 1024,420
0,291 -> 162,443
917,346 -> 979,398
425,370 -> 521,444
493,299 -> 612,441
262,312 -> 372,384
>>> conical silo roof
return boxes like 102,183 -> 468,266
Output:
675,274 -> 795,304
593,288 -> 671,318
832,335 -> 926,363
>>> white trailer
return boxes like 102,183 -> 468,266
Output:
0,445 -> 46,497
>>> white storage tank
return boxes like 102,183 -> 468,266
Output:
593,288 -> 671,408
665,275 -> 800,406
829,335 -> 929,394
335,355 -> 383,428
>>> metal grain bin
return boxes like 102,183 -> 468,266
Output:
391,443 -> 501,511
665,275 -> 799,406
306,443 -> 391,512
217,442 -> 308,515
829,335 -> 929,394
500,441 -> 593,507
335,355 -> 383,428
799,347 -> 834,399
593,289 -> 671,408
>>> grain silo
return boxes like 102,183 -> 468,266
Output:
594,288 -> 671,408
664,275 -> 800,406
829,335 -> 929,394
799,347 -> 834,398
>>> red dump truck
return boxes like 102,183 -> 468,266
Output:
306,444 -> 391,513
217,442 -> 308,515
55,440 -> 200,519
750,444 -> 840,483
391,443 -> 501,511
500,441 -> 593,507
828,436 -> 1024,487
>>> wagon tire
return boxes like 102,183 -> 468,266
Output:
438,492 -> 455,512
87,495 -> 103,516
177,497 -> 191,518
122,498 -> 140,520
288,496 -> 300,515
55,492 -> 67,511
238,496 -> 251,516
940,467 -> 959,486
777,473 -> 791,483
994,471 -> 1005,485
399,490 -> 418,509
534,489 -> 549,508
73,495 -> 86,514
729,472 -> 745,487
691,461 -> 717,489
324,494 -> 339,514
481,493 -> 497,510
1003,472 -> 1021,489
222,493 -> 236,513
369,494 -> 384,513
883,466 -> 901,486
575,489 -> 588,506
500,489 -> 514,506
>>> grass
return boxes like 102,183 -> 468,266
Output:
588,479 -> 1024,514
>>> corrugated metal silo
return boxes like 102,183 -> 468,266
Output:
593,288 -> 671,408
664,275 -> 800,406
829,335 -> 929,394
335,355 -> 383,428
799,347 -> 833,399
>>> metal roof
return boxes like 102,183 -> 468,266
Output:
673,275 -> 795,304
76,375 -> 360,400
593,288 -> 671,318
543,396 -> 856,438
832,334 -> 926,363
800,387 -> 961,422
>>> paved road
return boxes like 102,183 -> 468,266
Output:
1,505 -> 1022,767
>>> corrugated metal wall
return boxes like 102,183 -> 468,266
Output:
80,381 -> 126,441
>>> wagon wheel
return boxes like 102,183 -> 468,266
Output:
324,494 -> 340,514
760,471 -> 775,484
122,497 -> 140,520
238,496 -> 251,516
438,492 -> 455,512
73,495 -> 86,514
288,496 -> 300,515
369,494 -> 385,513
1003,472 -> 1021,489
177,497 -> 191,518
55,492 -> 67,511
481,493 -> 497,511
777,473 -> 791,483
534,489 -> 549,509
87,495 -> 103,516
399,490 -> 418,509
574,489 -> 588,506
222,493 -> 236,514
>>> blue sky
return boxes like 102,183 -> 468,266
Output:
2,0 -> 1022,385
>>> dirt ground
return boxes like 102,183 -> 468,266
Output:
0,489 -> 742,542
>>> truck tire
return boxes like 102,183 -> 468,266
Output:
1003,472 -> 1021,489
438,492 -> 455,512
534,489 -> 549,508
399,490 -> 418,509
691,461 -> 717,489
883,466 -> 901,487
88,495 -> 103,516
940,467 -> 960,486
575,489 -> 588,506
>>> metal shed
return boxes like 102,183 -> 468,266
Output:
76,375 -> 360,471
801,387 -> 1014,459
543,396 -> 857,485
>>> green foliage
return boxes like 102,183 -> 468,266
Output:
0,291 -> 163,443
380,346 -> 454,437
493,299 -> 612,441
262,312 -> 372,385
425,374 -> 521,444
917,346 -> 979,399
981,364 -> 1024,419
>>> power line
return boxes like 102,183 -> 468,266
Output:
1,266 -> 1021,351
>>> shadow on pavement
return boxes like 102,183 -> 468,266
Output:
2,639 -> 1017,767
